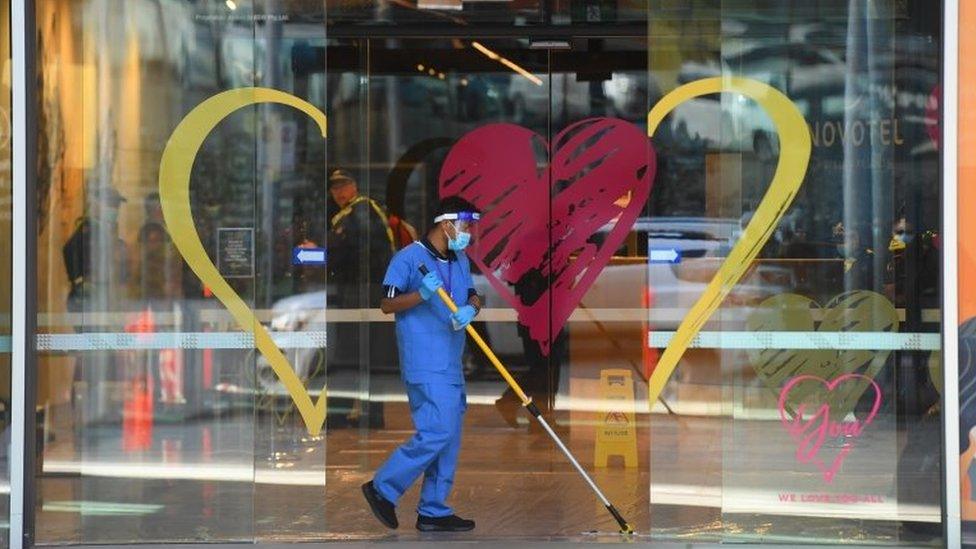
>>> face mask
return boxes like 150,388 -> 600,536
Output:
445,222 -> 472,251
448,230 -> 471,251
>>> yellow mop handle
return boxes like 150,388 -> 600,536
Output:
417,264 -> 634,534
431,285 -> 531,405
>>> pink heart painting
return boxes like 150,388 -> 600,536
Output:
439,118 -> 655,354
778,374 -> 883,484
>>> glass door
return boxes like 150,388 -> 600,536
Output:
28,1 -> 946,544
315,35 -> 658,537
31,1 -> 330,543
322,36 -> 565,537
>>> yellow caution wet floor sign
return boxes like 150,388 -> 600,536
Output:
594,368 -> 638,468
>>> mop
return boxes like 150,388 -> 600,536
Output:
419,264 -> 635,535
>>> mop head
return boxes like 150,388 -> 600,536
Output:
582,528 -> 638,537
605,504 -> 634,535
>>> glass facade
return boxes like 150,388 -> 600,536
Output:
0,0 -> 963,546
646,2 -> 943,544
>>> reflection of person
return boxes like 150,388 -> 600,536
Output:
63,186 -> 130,421
494,271 -> 568,431
129,221 -> 184,407
782,225 -> 816,258
780,224 -> 819,293
130,222 -> 182,301
324,168 -> 397,428
325,168 -> 396,302
884,215 -> 912,306
831,222 -> 874,290
143,191 -> 164,225
63,186 -> 129,304
362,197 -> 482,533
135,192 -> 182,299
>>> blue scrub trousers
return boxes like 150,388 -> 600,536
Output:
373,381 -> 466,517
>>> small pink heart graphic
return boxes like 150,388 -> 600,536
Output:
778,374 -> 882,484
439,118 -> 655,354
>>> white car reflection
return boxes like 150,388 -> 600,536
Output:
669,44 -> 849,158
257,217 -> 794,382
507,71 -> 656,125
463,217 -> 795,375
254,291 -> 327,393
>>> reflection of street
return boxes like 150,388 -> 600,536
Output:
36,365 -> 939,544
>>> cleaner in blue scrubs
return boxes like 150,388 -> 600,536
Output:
362,196 -> 482,532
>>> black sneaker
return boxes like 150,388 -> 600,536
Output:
416,514 -> 475,532
362,481 -> 398,529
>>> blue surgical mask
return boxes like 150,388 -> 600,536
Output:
443,220 -> 474,251
448,230 -> 471,251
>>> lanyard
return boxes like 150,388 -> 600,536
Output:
433,259 -> 453,298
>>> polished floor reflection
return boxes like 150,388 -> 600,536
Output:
36,370 -> 941,546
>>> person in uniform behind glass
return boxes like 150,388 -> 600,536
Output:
325,168 -> 397,428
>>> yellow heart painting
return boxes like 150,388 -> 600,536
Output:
158,77 -> 811,436
158,88 -> 329,435
645,76 -> 812,410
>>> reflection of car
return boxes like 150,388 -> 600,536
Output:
668,44 -> 848,158
255,217 -> 796,381
725,44 -> 846,91
507,73 -> 555,123
255,290 -> 328,392
261,287 -> 512,382
669,64 -> 780,157
788,22 -> 849,50
599,216 -> 794,312
507,72 -> 654,124
468,217 -> 795,364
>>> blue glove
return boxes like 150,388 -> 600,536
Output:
451,305 -> 477,330
419,272 -> 443,301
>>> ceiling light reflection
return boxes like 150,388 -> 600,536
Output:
471,41 -> 542,86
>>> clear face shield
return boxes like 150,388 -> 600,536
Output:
434,211 -> 480,251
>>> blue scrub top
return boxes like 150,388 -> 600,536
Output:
382,240 -> 475,384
